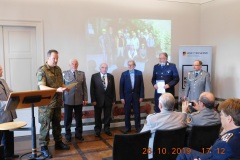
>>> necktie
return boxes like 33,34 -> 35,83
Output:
0,80 -> 7,96
73,71 -> 76,79
102,75 -> 106,90
195,72 -> 198,77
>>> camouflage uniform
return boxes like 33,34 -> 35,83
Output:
37,63 -> 64,146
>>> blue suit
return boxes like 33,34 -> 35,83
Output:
120,69 -> 144,130
177,127 -> 240,160
151,62 -> 179,112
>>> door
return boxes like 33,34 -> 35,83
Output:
2,26 -> 37,91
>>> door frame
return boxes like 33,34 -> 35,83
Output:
0,20 -> 44,80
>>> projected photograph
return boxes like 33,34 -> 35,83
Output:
85,18 -> 171,73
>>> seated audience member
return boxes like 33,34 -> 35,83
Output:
177,98 -> 240,160
182,92 -> 220,127
141,93 -> 187,159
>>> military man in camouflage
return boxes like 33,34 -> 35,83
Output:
37,49 -> 70,158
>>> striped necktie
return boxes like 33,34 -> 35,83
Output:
102,75 -> 106,90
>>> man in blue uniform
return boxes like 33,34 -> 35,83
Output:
151,52 -> 179,112
177,98 -> 240,160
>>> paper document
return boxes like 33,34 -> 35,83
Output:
66,82 -> 78,89
156,80 -> 165,93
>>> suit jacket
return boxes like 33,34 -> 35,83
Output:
151,62 -> 179,95
184,70 -> 211,101
141,110 -> 186,159
119,69 -> 144,103
90,72 -> 116,107
0,79 -> 17,123
63,70 -> 88,105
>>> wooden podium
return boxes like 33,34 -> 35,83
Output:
4,89 -> 56,160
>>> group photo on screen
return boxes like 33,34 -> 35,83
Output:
85,18 -> 171,74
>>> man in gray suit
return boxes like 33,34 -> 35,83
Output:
182,92 -> 220,127
141,93 -> 187,159
0,64 -> 17,159
183,60 -> 211,102
63,58 -> 88,142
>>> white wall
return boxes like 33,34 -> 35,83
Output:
1,0 -> 239,137
0,0 -> 201,99
3,1 -> 239,99
200,0 -> 240,99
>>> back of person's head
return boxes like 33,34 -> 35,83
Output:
218,98 -> 240,126
199,92 -> 215,109
159,93 -> 175,111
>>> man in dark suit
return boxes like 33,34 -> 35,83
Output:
152,52 -> 179,113
90,63 -> 116,137
120,60 -> 144,133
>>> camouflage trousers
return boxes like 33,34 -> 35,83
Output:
38,106 -> 62,146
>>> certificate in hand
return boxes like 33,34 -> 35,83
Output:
66,82 -> 78,90
156,80 -> 165,93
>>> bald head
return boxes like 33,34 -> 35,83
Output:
199,92 -> 215,109
99,63 -> 108,74
69,58 -> 79,71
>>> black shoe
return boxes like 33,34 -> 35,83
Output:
41,146 -> 52,158
105,131 -> 112,136
55,141 -> 70,150
65,137 -> 71,142
65,134 -> 72,142
75,135 -> 84,141
123,129 -> 131,134
136,128 -> 141,133
95,132 -> 100,137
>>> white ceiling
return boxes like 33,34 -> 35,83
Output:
158,0 -> 214,4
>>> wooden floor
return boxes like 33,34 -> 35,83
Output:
13,127 -> 135,160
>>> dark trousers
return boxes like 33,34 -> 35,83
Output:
64,104 -> 83,138
0,130 -> 14,157
94,101 -> 112,133
124,99 -> 141,130
154,92 -> 162,113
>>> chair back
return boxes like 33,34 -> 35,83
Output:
0,145 -> 4,159
112,130 -> 151,160
153,126 -> 187,160
187,123 -> 221,152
